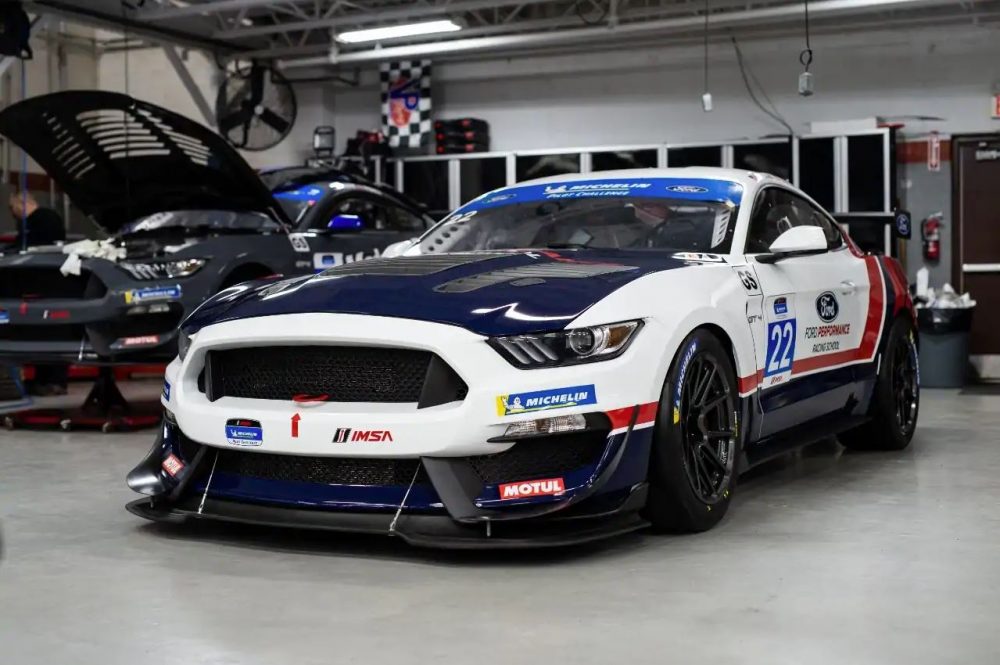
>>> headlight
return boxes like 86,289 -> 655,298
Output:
121,258 -> 207,280
489,320 -> 642,368
177,329 -> 194,361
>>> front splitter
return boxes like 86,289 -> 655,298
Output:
126,487 -> 650,550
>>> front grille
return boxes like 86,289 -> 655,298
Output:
215,449 -> 423,486
466,430 -> 609,485
0,267 -> 105,299
208,346 -> 464,404
0,324 -> 86,342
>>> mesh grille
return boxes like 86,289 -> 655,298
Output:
466,431 -> 609,484
209,346 -> 436,403
0,267 -> 104,299
0,324 -> 86,342
215,450 -> 423,486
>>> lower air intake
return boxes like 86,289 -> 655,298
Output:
215,450 -> 424,486
466,430 -> 609,485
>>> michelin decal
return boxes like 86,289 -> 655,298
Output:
496,384 -> 597,417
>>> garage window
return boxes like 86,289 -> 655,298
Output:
403,161 -> 449,213
591,149 -> 658,171
516,153 -> 581,181
460,157 -> 507,204
667,145 -> 722,168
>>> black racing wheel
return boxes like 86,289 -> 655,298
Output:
644,328 -> 740,532
839,317 -> 919,451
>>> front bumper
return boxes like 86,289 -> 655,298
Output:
127,405 -> 656,548
0,254 -> 192,363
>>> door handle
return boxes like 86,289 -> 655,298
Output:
839,280 -> 857,295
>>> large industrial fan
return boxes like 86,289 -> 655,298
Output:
215,62 -> 297,151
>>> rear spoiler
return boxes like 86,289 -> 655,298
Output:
833,211 -> 911,257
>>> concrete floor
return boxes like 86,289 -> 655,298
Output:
0,389 -> 998,664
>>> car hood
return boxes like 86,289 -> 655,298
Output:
0,91 -> 290,234
184,249 -> 721,337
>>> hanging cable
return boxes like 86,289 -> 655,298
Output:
18,59 -> 27,251
730,36 -> 793,136
798,0 -> 815,96
119,1 -> 136,224
799,0 -> 813,72
701,0 -> 712,112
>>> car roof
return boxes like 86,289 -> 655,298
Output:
515,167 -> 785,191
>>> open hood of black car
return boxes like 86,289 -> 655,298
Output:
0,91 -> 291,233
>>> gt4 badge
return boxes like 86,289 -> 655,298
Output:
496,385 -> 597,416
499,477 -> 566,500
225,418 -> 263,447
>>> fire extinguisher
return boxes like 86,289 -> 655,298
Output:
921,213 -> 943,262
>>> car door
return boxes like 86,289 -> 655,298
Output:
744,186 -> 872,438
305,192 -> 429,271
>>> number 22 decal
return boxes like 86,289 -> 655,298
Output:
765,319 -> 796,377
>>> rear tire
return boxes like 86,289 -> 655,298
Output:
643,329 -> 740,533
839,317 -> 919,451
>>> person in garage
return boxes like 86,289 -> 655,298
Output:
6,189 -> 69,396
6,190 -> 65,249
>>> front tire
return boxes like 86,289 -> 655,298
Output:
644,329 -> 740,533
839,317 -> 919,451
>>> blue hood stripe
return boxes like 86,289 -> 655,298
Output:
184,249 -> 700,337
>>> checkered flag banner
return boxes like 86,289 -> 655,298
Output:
380,60 -> 432,149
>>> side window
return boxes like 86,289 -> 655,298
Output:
309,197 -> 381,231
745,188 -> 843,253
382,204 -> 427,232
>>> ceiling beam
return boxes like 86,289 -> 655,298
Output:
30,0 -> 246,52
279,0 -> 969,67
212,0 -> 559,39
138,0 -> 319,21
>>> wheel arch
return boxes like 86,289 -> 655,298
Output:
219,262 -> 277,290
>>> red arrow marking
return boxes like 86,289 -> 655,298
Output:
291,413 -> 301,438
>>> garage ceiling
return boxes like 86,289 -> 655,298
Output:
28,0 -> 1000,66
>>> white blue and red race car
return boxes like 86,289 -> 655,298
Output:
126,168 -> 919,548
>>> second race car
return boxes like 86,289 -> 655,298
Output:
0,91 -> 432,363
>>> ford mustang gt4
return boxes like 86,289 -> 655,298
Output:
127,168 -> 919,548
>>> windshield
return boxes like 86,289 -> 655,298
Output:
273,184 -> 334,224
415,178 -> 742,254
120,210 -> 280,236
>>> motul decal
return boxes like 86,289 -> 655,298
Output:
332,428 -> 394,443
498,477 -> 566,500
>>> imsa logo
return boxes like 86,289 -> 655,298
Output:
333,428 -> 394,443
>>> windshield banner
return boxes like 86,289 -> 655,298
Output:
459,178 -> 743,214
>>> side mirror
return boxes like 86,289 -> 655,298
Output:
757,226 -> 828,264
382,237 -> 419,258
327,214 -> 363,230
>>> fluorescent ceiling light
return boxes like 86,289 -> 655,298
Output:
336,20 -> 461,44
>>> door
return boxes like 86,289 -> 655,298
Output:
954,136 -> 1000,373
744,187 -> 872,438
303,193 -> 429,270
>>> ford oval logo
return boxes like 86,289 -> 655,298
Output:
816,292 -> 839,322
667,185 -> 708,193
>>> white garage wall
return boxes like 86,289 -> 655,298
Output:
321,23 -> 1000,152
94,23 -> 1000,161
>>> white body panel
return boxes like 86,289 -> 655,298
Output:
165,168 -> 893,459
